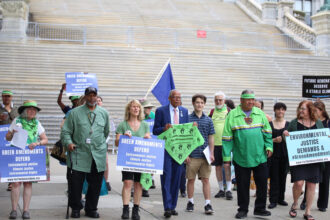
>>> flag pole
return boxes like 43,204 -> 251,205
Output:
144,58 -> 171,100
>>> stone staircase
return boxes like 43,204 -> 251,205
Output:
0,42 -> 329,145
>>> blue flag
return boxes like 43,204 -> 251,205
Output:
151,63 -> 175,106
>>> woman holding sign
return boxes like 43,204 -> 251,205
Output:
115,100 -> 150,220
6,100 -> 48,219
283,100 -> 323,220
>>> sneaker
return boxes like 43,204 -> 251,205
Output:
235,211 -> 247,219
22,211 -> 30,219
9,210 -> 17,219
132,206 -> 140,220
142,189 -> 149,197
204,204 -> 214,215
186,201 -> 194,212
253,209 -> 271,216
121,206 -> 129,219
226,191 -> 233,200
214,190 -> 225,198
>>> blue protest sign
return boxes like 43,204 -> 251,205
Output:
116,136 -> 165,174
0,124 -> 47,182
145,119 -> 157,139
286,128 -> 330,166
65,72 -> 98,96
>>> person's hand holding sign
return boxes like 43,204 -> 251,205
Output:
124,130 -> 132,138
164,123 -> 172,131
144,133 -> 151,139
28,142 -> 40,150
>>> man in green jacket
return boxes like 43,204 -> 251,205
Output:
61,87 -> 110,219
222,89 -> 273,219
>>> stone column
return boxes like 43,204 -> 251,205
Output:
0,0 -> 29,41
276,0 -> 294,28
311,11 -> 330,56
262,2 -> 278,25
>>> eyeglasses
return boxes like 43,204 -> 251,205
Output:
299,107 -> 307,111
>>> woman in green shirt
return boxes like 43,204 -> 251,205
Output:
115,100 -> 150,220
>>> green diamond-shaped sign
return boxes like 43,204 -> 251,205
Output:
158,123 -> 205,164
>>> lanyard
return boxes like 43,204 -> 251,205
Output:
87,112 -> 96,134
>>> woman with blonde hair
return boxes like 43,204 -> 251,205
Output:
115,100 -> 150,220
283,100 -> 324,220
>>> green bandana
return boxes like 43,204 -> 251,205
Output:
241,93 -> 255,99
2,90 -> 13,96
17,117 -> 38,144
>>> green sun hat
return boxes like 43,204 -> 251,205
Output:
18,100 -> 41,114
69,96 -> 80,101
2,90 -> 13,96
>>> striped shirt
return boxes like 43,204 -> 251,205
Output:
189,111 -> 215,158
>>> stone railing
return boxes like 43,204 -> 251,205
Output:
283,12 -> 316,47
236,0 -> 263,23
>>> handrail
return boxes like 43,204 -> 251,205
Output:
283,12 -> 316,47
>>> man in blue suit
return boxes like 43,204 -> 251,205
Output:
153,89 -> 189,218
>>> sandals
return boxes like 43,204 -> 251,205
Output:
289,204 -> 297,218
303,214 -> 315,220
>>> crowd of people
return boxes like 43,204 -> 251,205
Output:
0,87 -> 329,220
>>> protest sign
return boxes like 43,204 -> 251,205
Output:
302,75 -> 330,98
286,128 -> 330,166
0,124 -> 47,182
116,136 -> 165,174
140,173 -> 153,190
65,72 -> 98,96
158,123 -> 205,165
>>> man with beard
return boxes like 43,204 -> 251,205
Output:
61,87 -> 110,219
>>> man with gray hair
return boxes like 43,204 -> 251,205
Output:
222,89 -> 273,219
208,91 -> 233,200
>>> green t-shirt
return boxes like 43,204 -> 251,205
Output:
116,120 -> 149,138
211,105 -> 228,146
145,111 -> 155,120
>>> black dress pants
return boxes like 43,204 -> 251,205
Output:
269,157 -> 288,203
234,162 -> 268,213
69,160 -> 104,212
317,162 -> 330,209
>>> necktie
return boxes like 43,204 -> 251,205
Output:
174,108 -> 179,124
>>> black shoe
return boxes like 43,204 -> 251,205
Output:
268,203 -> 277,209
204,204 -> 214,215
150,180 -> 156,189
254,209 -> 271,216
164,210 -> 171,218
132,206 -> 140,220
235,211 -> 247,219
142,189 -> 149,197
186,201 -> 194,212
85,211 -> 100,218
121,206 -> 129,219
319,207 -> 326,212
171,210 -> 178,216
300,201 -> 306,210
71,210 -> 80,218
180,192 -> 186,198
278,200 -> 288,206
106,182 -> 111,191
214,190 -> 225,198
226,191 -> 233,200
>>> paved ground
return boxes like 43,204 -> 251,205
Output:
0,154 -> 328,220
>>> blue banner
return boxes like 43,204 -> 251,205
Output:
65,72 -> 98,96
116,136 -> 165,174
286,128 -> 330,166
0,124 -> 47,182
145,119 -> 157,139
